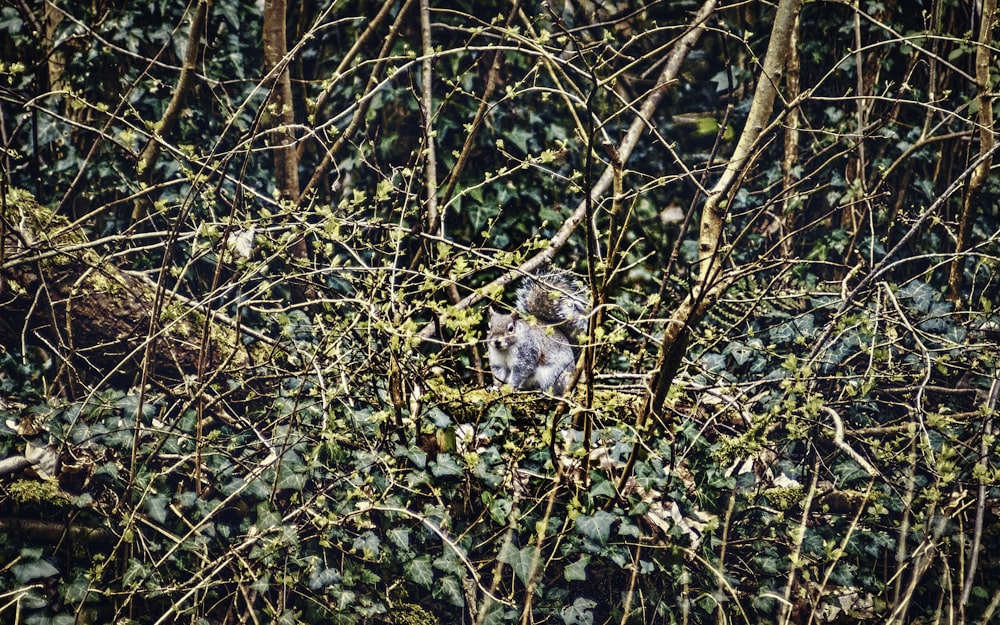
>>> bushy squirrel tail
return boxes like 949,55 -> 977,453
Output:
515,268 -> 590,343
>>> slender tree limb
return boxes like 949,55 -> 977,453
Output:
440,0 -> 523,209
0,456 -> 32,476
375,505 -> 510,608
887,504 -> 953,625
821,406 -> 880,477
300,0 -> 418,201
960,373 -> 999,607
137,0 -> 210,184
806,141 -> 1000,369
473,489 -> 523,625
778,456 -> 820,625
696,0 -> 801,287
641,0 -> 802,426
519,465 -> 562,625
0,517 -> 115,545
418,0 -> 717,339
544,0 -> 718,275
419,0 -> 440,237
809,479 -> 877,619
892,435 -> 918,606
947,0 -> 996,303
780,7 -> 800,259
303,0 -> 398,138
978,588 -> 1000,625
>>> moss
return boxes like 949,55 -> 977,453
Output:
160,298 -> 199,336
386,602 -> 439,625
3,188 -> 84,249
83,266 -> 130,299
762,486 -> 805,511
160,298 -> 245,365
207,313 -> 241,356
429,379 -> 642,427
8,479 -> 69,506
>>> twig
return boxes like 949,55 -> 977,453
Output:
977,586 -> 1000,625
418,0 -> 718,340
474,488 -> 523,625
136,0 -> 210,191
440,0 -> 523,209
805,140 -> 1000,368
300,0 -> 418,200
778,456 -> 820,625
821,406 -> 879,477
960,373 -> 999,607
374,505 -> 510,608
520,464 -> 562,624
947,0 -> 996,303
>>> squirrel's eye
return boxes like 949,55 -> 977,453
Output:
507,322 -> 515,332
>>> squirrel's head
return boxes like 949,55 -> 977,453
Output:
487,306 -> 519,349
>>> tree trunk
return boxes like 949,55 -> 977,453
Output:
262,0 -> 301,204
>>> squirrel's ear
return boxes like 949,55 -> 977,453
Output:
510,310 -> 519,321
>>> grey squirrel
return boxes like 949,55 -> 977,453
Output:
486,268 -> 590,395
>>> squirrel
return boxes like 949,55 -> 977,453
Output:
486,268 -> 590,395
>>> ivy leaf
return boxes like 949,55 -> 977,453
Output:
433,551 -> 464,576
396,445 -> 427,469
560,597 -> 597,625
479,602 -> 512,625
769,314 -> 815,344
944,323 -> 967,343
474,448 -> 504,489
564,555 -> 590,581
307,568 -> 341,590
588,475 -> 616,500
276,465 -> 307,491
145,493 -> 169,524
897,280 -> 935,312
121,559 -> 149,588
387,527 -> 411,552
498,542 -> 537,586
255,502 -> 282,530
507,126 -> 532,154
406,555 -> 434,589
436,575 -> 465,607
726,341 -> 752,366
351,531 -> 380,558
115,392 -> 158,421
488,495 -> 512,524
431,453 -> 464,477
13,558 -> 59,583
427,407 -> 452,429
617,518 -> 640,538
575,511 -> 615,546
699,352 -> 727,373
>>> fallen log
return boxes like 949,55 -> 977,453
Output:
0,187 -> 247,390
